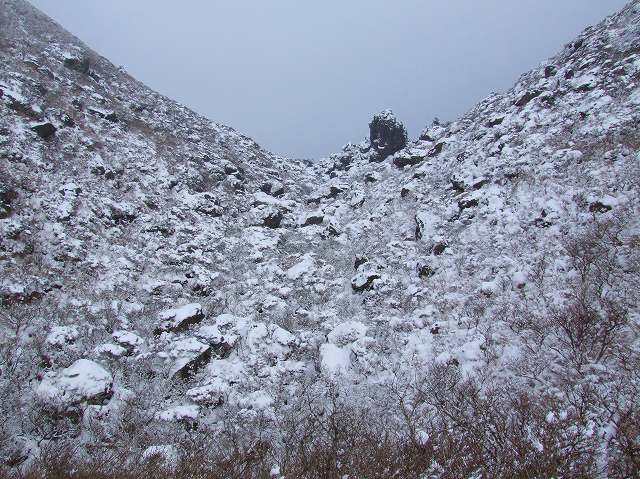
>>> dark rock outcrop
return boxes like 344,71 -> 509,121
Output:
31,122 -> 56,139
369,110 -> 408,162
63,56 -> 90,74
155,303 -> 205,335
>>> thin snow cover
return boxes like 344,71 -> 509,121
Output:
2,0 -> 640,468
36,359 -> 113,408
112,330 -> 144,348
286,253 -> 315,280
142,445 -> 180,471
46,325 -> 80,347
157,404 -> 200,422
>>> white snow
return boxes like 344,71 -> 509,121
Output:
320,343 -> 352,376
158,303 -> 203,330
157,404 -> 200,422
327,321 -> 367,346
46,326 -> 79,347
36,359 -> 113,408
286,254 -> 315,280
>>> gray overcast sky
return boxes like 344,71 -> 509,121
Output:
29,1 -> 628,159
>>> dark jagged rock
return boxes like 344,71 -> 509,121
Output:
31,122 -> 56,139
354,256 -> 368,270
589,201 -> 613,213
351,272 -> 380,292
486,116 -> 504,127
302,214 -> 324,227
428,142 -> 445,157
393,153 -> 424,168
155,304 -> 205,335
0,188 -> 17,219
458,198 -> 479,210
63,56 -> 90,74
418,264 -> 435,279
432,242 -> 448,256
263,210 -> 284,229
369,110 -> 408,161
544,65 -> 558,78
88,107 -> 118,122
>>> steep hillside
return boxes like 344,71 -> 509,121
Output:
1,0 -> 639,476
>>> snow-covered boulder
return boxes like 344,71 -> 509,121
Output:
320,321 -> 369,377
157,404 -> 200,423
165,337 -> 211,379
36,359 -> 113,409
246,323 -> 297,361
94,343 -> 127,359
155,303 -> 204,335
286,254 -> 315,280
327,321 -> 367,347
112,330 -> 144,354
320,343 -> 352,377
351,272 -> 380,292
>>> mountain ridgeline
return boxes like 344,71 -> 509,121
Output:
1,0 -> 639,477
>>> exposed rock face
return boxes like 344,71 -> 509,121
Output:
262,209 -> 284,228
30,122 -> 56,139
301,213 -> 324,226
351,272 -> 380,292
369,110 -> 408,161
63,55 -> 90,74
155,303 -> 205,335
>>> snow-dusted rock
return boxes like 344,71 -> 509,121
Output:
112,330 -> 144,353
94,343 -> 127,359
351,272 -> 380,292
155,303 -> 204,334
166,337 -> 212,379
157,404 -> 200,422
327,321 -> 367,347
142,445 -> 179,472
46,326 -> 80,348
36,359 -> 113,409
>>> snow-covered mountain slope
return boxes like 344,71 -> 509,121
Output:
1,0 -> 639,475
0,0 -> 312,308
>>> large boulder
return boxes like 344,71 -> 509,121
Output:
36,359 -> 113,409
63,54 -> 91,74
155,303 -> 205,335
369,110 -> 408,162
31,122 -> 57,139
351,272 -> 380,292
